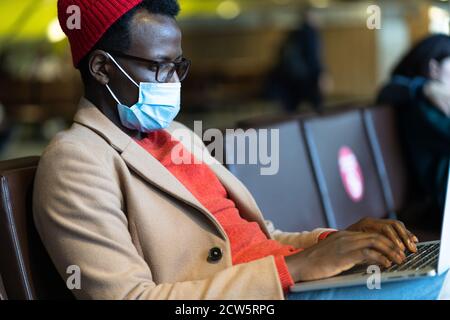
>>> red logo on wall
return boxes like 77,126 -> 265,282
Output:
338,146 -> 364,202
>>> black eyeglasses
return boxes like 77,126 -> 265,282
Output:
107,50 -> 191,83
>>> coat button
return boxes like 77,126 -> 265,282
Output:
207,247 -> 223,263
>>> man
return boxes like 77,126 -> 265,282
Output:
33,0 -> 443,300
266,7 -> 331,114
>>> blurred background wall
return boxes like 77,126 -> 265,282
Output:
0,0 -> 449,159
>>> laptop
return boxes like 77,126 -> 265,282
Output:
290,167 -> 450,293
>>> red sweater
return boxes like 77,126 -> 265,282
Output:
136,130 -> 331,292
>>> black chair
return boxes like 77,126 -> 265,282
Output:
364,106 -> 441,241
364,106 -> 410,213
0,157 -> 74,300
303,110 -> 392,229
225,120 -> 328,232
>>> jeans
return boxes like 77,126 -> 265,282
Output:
287,271 -> 450,300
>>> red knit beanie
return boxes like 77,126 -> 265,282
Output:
58,0 -> 143,68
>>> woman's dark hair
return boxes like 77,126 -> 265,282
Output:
392,34 -> 450,79
79,0 -> 180,82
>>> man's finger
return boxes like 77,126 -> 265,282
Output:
344,233 -> 405,264
407,230 -> 419,243
382,224 -> 405,251
391,221 -> 417,252
351,248 -> 392,269
365,235 -> 406,264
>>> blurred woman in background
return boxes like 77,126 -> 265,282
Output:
377,34 -> 450,228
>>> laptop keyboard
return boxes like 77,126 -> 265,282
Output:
384,242 -> 440,273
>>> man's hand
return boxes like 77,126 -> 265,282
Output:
346,217 -> 419,253
286,231 -> 406,282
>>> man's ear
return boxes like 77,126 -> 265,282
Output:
88,50 -> 112,85
429,59 -> 441,80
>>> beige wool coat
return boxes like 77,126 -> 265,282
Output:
33,98 -> 333,300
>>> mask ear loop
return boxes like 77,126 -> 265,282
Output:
105,83 -> 122,105
105,52 -> 140,106
105,52 -> 139,87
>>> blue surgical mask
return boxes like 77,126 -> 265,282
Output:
105,52 -> 181,133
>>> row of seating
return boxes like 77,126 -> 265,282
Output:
0,157 -> 74,300
223,105 -> 427,234
0,105 -> 438,300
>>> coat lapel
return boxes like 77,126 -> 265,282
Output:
120,141 -> 232,240
73,98 -> 271,239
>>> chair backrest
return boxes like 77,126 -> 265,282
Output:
0,274 -> 7,300
363,106 -> 410,213
0,157 -> 74,300
237,112 -> 311,130
303,110 -> 389,229
224,120 -> 328,232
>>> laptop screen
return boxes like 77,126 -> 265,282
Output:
438,165 -> 450,275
